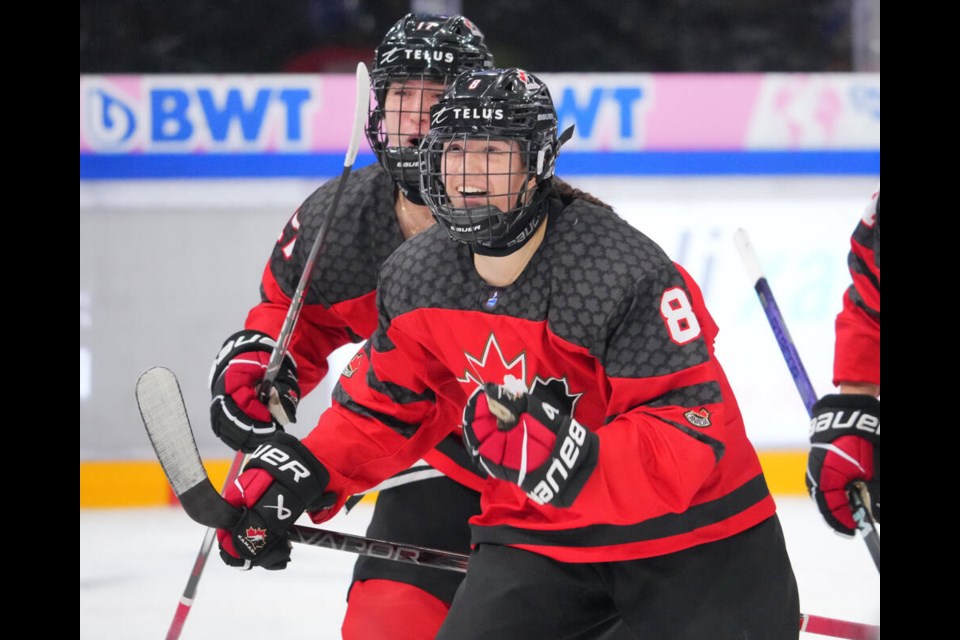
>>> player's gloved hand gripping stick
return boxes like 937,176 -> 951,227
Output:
733,228 -> 879,574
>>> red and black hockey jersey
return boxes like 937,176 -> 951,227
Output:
243,163 -> 486,493
303,194 -> 776,563
833,186 -> 880,388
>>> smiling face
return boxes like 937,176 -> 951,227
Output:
382,77 -> 448,150
418,69 -> 559,252
440,135 -> 535,213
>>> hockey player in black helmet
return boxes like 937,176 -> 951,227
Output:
367,13 -> 493,205
208,13 -> 498,640
215,67 -> 800,639
421,67 -> 574,256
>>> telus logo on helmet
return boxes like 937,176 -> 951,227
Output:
453,107 -> 505,121
431,106 -> 454,124
380,48 -> 455,64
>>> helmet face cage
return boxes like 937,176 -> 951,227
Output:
421,133 -> 540,248
420,69 -> 560,251
365,14 -> 494,202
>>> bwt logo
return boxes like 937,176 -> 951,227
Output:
81,78 -> 319,151
553,83 -> 647,147
85,88 -> 137,147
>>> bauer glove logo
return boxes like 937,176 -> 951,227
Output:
809,410 -> 880,438
527,418 -> 588,505
249,443 -> 313,484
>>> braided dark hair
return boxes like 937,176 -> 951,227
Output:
552,177 -> 614,211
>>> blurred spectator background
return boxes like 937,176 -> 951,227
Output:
79,0 -> 880,74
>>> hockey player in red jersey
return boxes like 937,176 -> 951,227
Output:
806,186 -> 880,536
207,14 -> 496,640
217,68 -> 801,638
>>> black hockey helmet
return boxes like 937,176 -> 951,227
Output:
365,14 -> 494,204
420,68 -> 573,254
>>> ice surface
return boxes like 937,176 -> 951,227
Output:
80,496 -> 878,639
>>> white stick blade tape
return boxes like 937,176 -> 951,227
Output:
345,62 -> 371,166
135,367 -> 208,496
733,227 -> 764,284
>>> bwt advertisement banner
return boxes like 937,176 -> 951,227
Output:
80,73 -> 880,178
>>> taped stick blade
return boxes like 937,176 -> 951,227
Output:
733,227 -> 765,285
135,366 -> 239,528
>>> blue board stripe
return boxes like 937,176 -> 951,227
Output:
79,151 -> 880,179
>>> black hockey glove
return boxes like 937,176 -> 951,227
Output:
209,329 -> 300,453
217,433 -> 335,570
806,394 -> 880,536
463,382 -> 599,508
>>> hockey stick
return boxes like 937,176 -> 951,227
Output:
165,67 -> 368,630
258,61 -> 371,423
799,614 -> 878,640
733,228 -> 880,574
161,65 -> 369,638
164,451 -> 245,640
137,366 -> 469,573
136,365 -> 876,640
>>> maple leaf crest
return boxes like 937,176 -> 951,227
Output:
458,333 -> 526,390
341,350 -> 364,379
457,334 -> 583,417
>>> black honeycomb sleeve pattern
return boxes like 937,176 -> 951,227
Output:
600,262 -> 711,380
265,163 -> 403,307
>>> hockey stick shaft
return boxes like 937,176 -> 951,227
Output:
258,62 -> 371,418
733,228 -> 880,573
799,613 -> 878,640
164,451 -> 245,640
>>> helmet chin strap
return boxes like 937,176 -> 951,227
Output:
398,181 -> 426,206
477,125 -> 572,256
471,183 -> 551,257
474,126 -> 572,255
381,146 -> 427,205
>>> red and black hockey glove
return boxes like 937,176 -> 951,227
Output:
806,393 -> 880,536
463,382 -> 598,507
217,433 -> 335,570
209,329 -> 300,453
